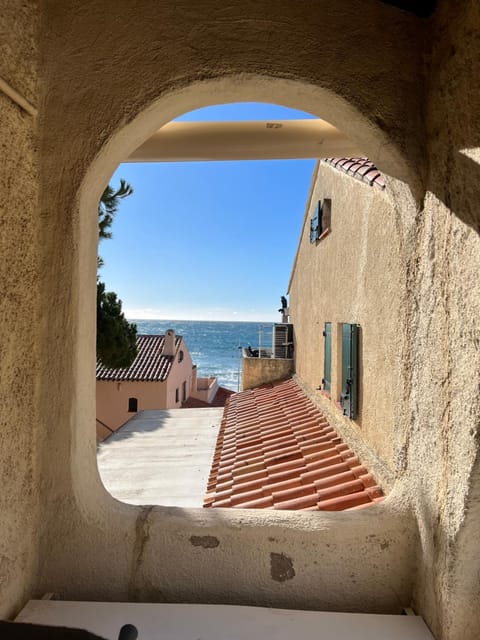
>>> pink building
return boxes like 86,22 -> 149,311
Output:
96,330 -> 195,441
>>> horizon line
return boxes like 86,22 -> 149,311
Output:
127,317 -> 277,323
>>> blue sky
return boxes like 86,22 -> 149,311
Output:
100,103 -> 316,322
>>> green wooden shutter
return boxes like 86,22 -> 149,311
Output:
322,322 -> 332,392
340,323 -> 359,419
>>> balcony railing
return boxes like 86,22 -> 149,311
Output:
243,347 -> 274,359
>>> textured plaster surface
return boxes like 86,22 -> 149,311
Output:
0,2 -> 479,640
33,0 -> 425,617
0,0 -> 40,618
406,4 -> 480,637
289,162 -> 403,471
242,357 -> 294,391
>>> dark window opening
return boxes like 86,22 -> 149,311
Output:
128,397 -> 138,412
309,199 -> 332,243
182,381 -> 187,402
175,388 -> 179,403
178,350 -> 184,363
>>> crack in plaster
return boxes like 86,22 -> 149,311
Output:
129,506 -> 154,601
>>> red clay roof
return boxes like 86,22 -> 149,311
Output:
323,157 -> 385,190
182,386 -> 235,409
96,334 -> 181,381
204,378 -> 383,511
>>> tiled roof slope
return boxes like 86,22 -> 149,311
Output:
96,334 -> 181,381
323,157 -> 385,190
204,378 -> 384,511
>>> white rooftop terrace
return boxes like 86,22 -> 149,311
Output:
97,408 -> 223,507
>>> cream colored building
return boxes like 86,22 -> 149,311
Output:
1,3 -> 480,640
289,158 -> 401,471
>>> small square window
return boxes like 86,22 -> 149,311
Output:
309,199 -> 332,243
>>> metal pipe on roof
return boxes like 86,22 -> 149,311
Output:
127,119 -> 361,162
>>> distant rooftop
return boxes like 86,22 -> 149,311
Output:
204,378 -> 383,511
96,334 -> 182,382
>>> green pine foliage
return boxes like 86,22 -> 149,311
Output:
98,179 -> 134,240
96,180 -> 137,369
97,281 -> 137,368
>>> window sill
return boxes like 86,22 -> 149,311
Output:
317,228 -> 331,243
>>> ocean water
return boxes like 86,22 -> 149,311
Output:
133,319 -> 273,391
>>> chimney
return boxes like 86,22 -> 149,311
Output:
163,329 -> 176,356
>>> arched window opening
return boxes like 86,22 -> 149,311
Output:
127,397 -> 138,413
94,98 -> 400,513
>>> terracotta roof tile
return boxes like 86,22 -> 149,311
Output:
204,378 -> 383,511
322,157 -> 386,190
96,334 -> 180,382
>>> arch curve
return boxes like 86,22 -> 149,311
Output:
76,73 -> 421,504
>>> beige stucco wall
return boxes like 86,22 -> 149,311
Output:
242,356 -> 294,391
0,2 -> 479,639
0,0 -> 40,618
406,4 -> 480,638
288,163 -> 401,471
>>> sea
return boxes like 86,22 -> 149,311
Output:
133,319 -> 274,391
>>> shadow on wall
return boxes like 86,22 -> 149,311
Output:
430,152 -> 480,234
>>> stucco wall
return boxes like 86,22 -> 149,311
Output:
0,2 -> 479,639
34,0 -> 425,622
96,339 -> 194,431
288,163 -> 402,471
163,339 -> 194,407
96,381 -> 167,433
405,3 -> 480,638
242,356 -> 294,391
0,0 -> 40,618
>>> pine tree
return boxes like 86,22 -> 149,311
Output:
96,281 -> 137,368
96,181 -> 137,368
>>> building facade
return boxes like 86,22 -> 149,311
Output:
96,331 -> 194,440
289,159 -> 400,473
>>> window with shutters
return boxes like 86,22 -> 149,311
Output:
309,199 -> 332,244
322,322 -> 332,393
340,323 -> 360,419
